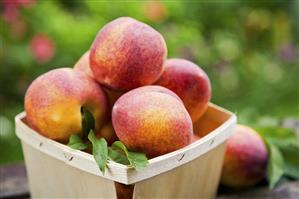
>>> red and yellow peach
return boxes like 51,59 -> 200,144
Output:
221,124 -> 268,188
156,58 -> 211,122
25,68 -> 108,142
112,86 -> 193,158
90,17 -> 167,91
74,50 -> 93,78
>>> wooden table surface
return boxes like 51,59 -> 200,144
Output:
0,162 -> 298,199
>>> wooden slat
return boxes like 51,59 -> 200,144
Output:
15,103 -> 236,185
133,143 -> 226,199
1,163 -> 299,199
22,142 -> 117,199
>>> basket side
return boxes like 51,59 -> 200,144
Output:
15,112 -> 130,184
126,104 -> 236,184
15,103 -> 236,185
21,141 -> 117,198
133,143 -> 227,199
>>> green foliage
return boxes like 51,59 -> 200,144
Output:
108,147 -> 130,165
88,131 -> 108,174
71,130 -> 149,174
81,107 -> 95,137
111,141 -> 149,171
282,145 -> 299,179
66,108 -> 149,174
256,126 -> 299,188
67,134 -> 87,150
266,142 -> 285,189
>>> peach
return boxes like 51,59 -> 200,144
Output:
96,121 -> 118,145
74,51 -> 124,109
191,134 -> 201,143
127,85 -> 182,102
221,125 -> 268,188
90,17 -> 167,91
74,50 -> 93,78
24,68 -> 108,142
112,86 -> 193,158
156,58 -> 211,122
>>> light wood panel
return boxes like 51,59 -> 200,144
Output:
133,143 -> 226,199
22,142 -> 117,198
15,103 -> 236,198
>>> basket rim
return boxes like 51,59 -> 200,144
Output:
15,102 -> 236,184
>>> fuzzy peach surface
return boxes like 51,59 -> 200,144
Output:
90,17 -> 167,91
112,86 -> 193,158
74,50 -> 93,78
73,52 -> 124,110
156,58 -> 211,122
126,85 -> 182,102
221,125 -> 268,188
25,68 -> 108,142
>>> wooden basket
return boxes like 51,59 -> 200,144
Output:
15,103 -> 236,199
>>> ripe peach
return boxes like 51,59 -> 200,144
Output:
25,68 -> 108,142
96,121 -> 118,145
127,85 -> 182,102
112,86 -> 193,158
156,58 -> 211,122
74,50 -> 93,78
90,17 -> 167,91
221,125 -> 268,188
192,134 -> 201,143
73,51 -> 124,109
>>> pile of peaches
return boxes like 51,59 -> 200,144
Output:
24,17 -> 268,188
25,17 -> 211,158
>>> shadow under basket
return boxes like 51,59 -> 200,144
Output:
15,103 -> 236,199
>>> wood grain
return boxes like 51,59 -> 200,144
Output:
1,163 -> 299,199
133,143 -> 226,199
22,142 -> 117,198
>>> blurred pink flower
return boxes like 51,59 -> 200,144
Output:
2,5 -> 20,23
2,0 -> 35,8
30,34 -> 55,64
2,0 -> 35,23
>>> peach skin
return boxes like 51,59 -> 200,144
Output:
25,68 -> 108,142
221,124 -> 268,188
74,50 -> 124,109
156,58 -> 211,122
112,86 -> 193,158
90,17 -> 167,91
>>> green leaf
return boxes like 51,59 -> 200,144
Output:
88,131 -> 108,174
257,126 -> 299,181
82,107 -> 95,137
67,134 -> 87,150
108,148 -> 130,165
127,151 -> 149,171
255,127 -> 298,148
267,143 -> 285,189
111,141 -> 148,171
280,144 -> 299,179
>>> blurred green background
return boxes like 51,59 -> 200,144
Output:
0,0 -> 298,164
